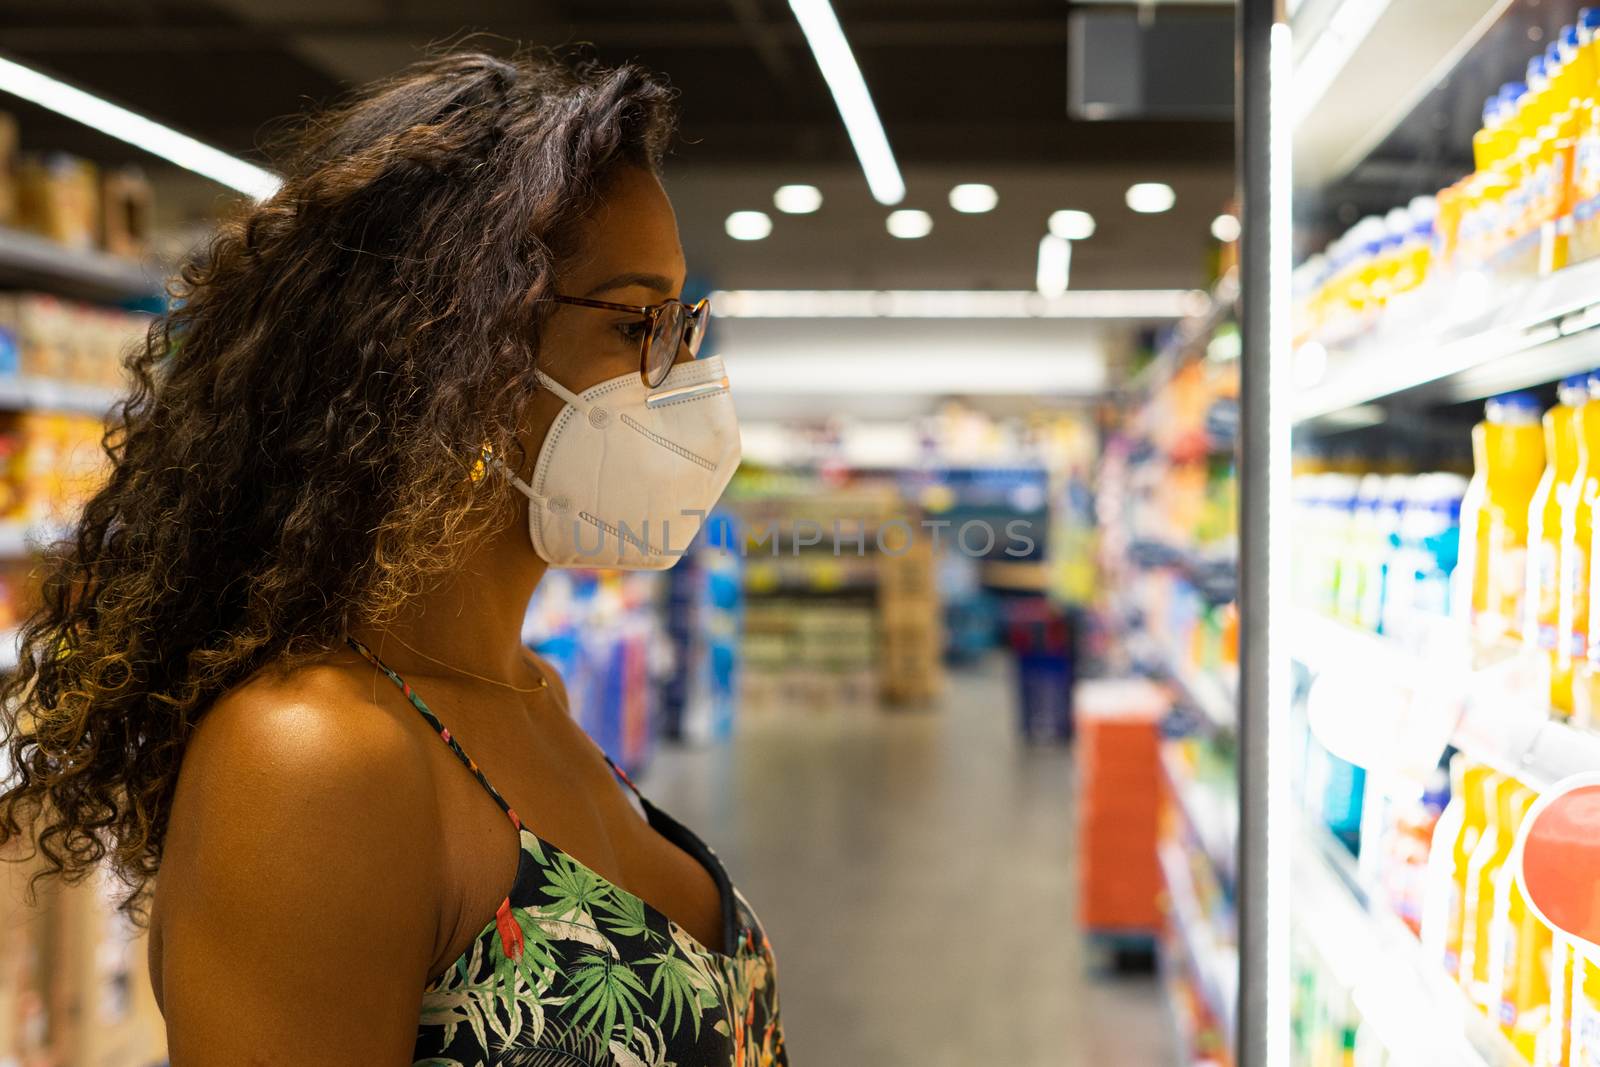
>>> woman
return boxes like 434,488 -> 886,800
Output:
0,47 -> 786,1066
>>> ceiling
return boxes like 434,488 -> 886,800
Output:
0,0 -> 1235,291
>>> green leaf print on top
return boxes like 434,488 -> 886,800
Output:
341,635 -> 786,1067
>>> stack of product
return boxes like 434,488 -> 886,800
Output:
0,293 -> 149,389
876,536 -> 942,705
0,110 -> 155,260
522,569 -> 665,778
725,471 -> 944,713
1075,678 -> 1165,938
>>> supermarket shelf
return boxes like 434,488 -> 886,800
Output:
1293,820 -> 1521,1067
0,226 -> 162,303
1289,609 -> 1600,791
1168,657 -> 1238,733
1296,257 -> 1600,425
1160,743 -> 1237,895
1125,270 -> 1237,397
1156,840 -> 1238,1052
0,377 -> 125,416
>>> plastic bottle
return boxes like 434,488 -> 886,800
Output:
1474,392 -> 1548,646
1460,772 -> 1522,1009
1542,933 -> 1576,1067
1421,757 -> 1493,975
1572,8 -> 1600,264
1530,377 -> 1590,712
1486,780 -> 1548,1058
1574,947 -> 1600,1067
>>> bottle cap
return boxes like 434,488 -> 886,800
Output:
1562,24 -> 1582,62
1486,390 -> 1543,422
1583,8 -> 1600,42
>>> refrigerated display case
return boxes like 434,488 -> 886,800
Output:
1253,1 -> 1600,1064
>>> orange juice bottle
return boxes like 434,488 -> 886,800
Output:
1424,757 -> 1494,976
1543,933 -> 1576,1067
1487,781 -> 1548,1058
1572,10 -> 1600,264
1574,947 -> 1600,1066
1529,378 -> 1590,712
1461,771 -> 1518,1007
1476,392 -> 1548,645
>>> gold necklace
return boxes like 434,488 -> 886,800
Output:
379,630 -> 550,695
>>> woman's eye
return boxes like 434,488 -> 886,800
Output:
617,319 -> 650,343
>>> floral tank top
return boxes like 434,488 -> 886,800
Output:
347,636 -> 788,1067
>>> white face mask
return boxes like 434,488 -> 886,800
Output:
500,355 -> 741,570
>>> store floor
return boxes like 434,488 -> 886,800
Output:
638,654 -> 1173,1066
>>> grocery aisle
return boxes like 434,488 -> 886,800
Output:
639,655 -> 1173,1067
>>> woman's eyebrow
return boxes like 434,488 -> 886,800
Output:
583,271 -> 677,298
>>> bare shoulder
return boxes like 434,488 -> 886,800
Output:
172,655 -> 438,848
153,654 -> 443,1061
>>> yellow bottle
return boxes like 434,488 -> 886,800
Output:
1487,781 -> 1548,1058
1430,758 -> 1495,977
1543,933 -> 1576,1067
1574,948 -> 1600,1067
1530,379 -> 1590,711
1476,392 -> 1548,645
1572,10 -> 1600,265
1461,771 -> 1518,1008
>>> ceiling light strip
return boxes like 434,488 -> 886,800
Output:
786,0 -> 906,205
0,53 -> 281,199
710,288 -> 1205,319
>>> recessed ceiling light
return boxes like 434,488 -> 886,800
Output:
886,209 -> 933,239
1048,209 -> 1096,240
725,210 -> 774,240
1036,235 -> 1071,297
948,183 -> 998,213
1125,182 -> 1176,213
774,184 -> 823,214
1211,212 -> 1242,242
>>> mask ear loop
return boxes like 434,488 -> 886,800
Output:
488,368 -> 598,505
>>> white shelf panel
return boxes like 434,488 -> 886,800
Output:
1292,0 -> 1510,185
1296,258 -> 1600,425
1293,821 -> 1520,1067
1289,610 -> 1600,791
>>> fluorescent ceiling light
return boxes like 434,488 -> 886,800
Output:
773,184 -> 823,214
1126,182 -> 1176,213
1048,209 -> 1096,240
725,210 -> 773,240
0,53 -> 280,199
787,0 -> 905,205
1036,235 -> 1071,298
948,183 -> 998,213
708,288 -> 1204,319
1211,213 -> 1242,242
886,209 -> 932,239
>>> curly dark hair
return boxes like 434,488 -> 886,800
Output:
0,44 -> 679,917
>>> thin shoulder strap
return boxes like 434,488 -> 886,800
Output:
347,635 -> 649,821
346,635 -> 525,831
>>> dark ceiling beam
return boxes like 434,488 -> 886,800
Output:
722,0 -> 804,106
0,19 -> 1077,52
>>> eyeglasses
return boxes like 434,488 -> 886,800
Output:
553,294 -> 712,388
